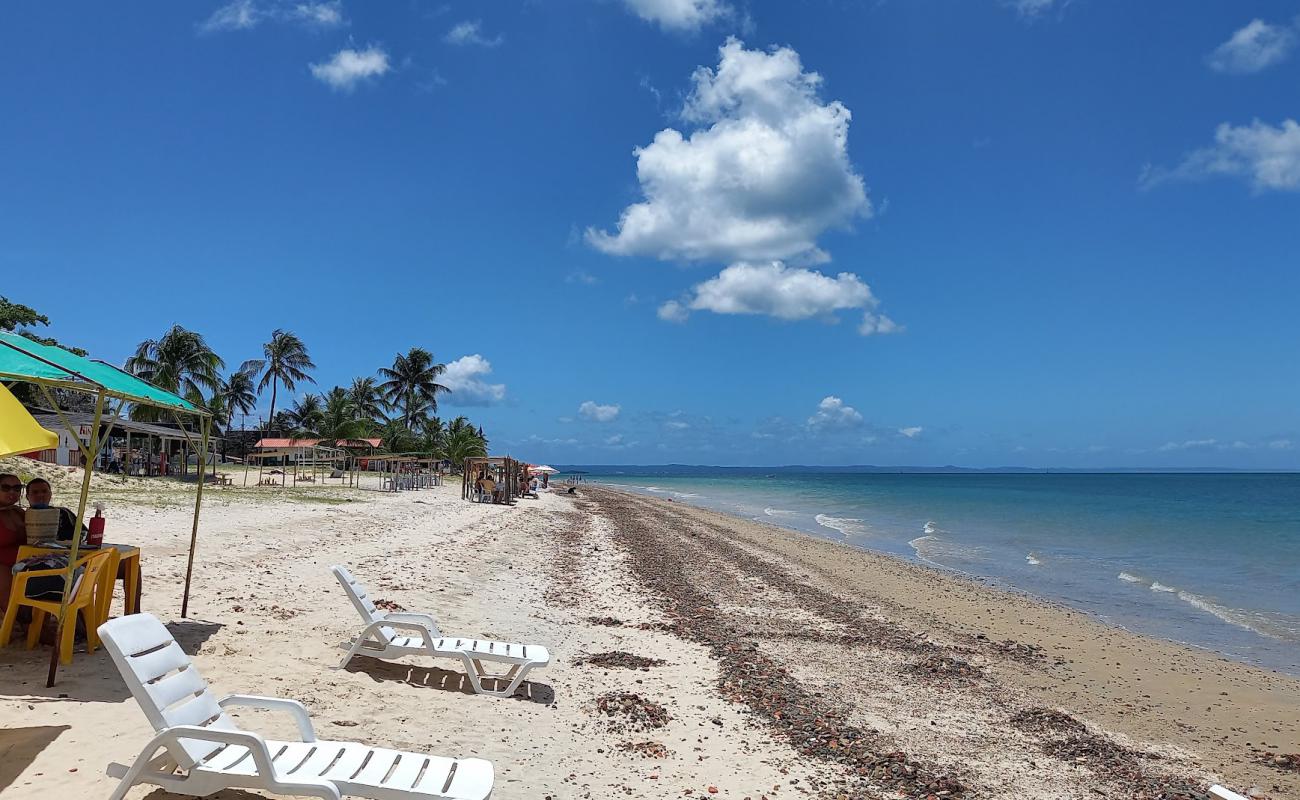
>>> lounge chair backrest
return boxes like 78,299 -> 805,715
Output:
331,565 -> 396,644
98,613 -> 238,769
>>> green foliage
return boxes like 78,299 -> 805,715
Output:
250,329 -> 315,436
378,347 -> 448,431
125,325 -> 224,420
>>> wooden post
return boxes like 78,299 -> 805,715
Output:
180,415 -> 211,618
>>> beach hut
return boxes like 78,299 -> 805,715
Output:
461,456 -> 520,503
0,332 -> 212,685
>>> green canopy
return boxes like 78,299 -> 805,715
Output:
0,332 -> 202,413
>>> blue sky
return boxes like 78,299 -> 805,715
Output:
3,0 -> 1298,468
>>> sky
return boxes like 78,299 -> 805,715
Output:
2,0 -> 1298,468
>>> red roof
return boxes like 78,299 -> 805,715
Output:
255,437 -> 382,449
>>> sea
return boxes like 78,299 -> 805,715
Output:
573,468 -> 1300,675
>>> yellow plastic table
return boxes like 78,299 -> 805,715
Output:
17,542 -> 142,615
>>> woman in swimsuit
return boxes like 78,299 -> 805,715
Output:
0,474 -> 27,610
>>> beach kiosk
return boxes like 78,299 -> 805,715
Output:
0,332 -> 212,685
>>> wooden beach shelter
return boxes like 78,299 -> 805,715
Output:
0,332 -> 211,686
461,456 -> 520,503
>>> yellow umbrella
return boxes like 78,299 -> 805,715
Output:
0,382 -> 57,457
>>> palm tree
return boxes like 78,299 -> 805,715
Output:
420,416 -> 446,453
377,348 -> 448,431
125,325 -> 224,418
348,376 -> 385,424
379,417 -> 419,453
443,425 -> 487,467
318,387 -> 369,445
249,329 -> 315,436
217,360 -> 261,430
287,393 -> 325,436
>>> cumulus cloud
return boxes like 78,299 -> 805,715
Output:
659,261 -> 899,335
587,38 -> 869,265
1207,19 -> 1296,74
199,0 -> 345,33
898,426 -> 923,438
310,46 -> 390,92
1142,118 -> 1300,192
444,20 -> 503,47
807,396 -> 863,430
1269,438 -> 1294,450
621,0 -> 730,32
440,354 -> 506,406
579,401 -> 621,422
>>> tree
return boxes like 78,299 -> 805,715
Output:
249,329 -> 315,436
217,360 -> 261,433
378,417 -> 419,453
347,376 -> 385,424
420,415 -> 447,456
443,425 -> 487,467
318,387 -> 369,445
125,325 -> 224,418
0,296 -> 48,332
378,347 -> 448,431
286,393 -> 325,436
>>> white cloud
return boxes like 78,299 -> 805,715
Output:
1004,0 -> 1056,19
1207,19 -> 1296,74
1157,438 -> 1218,452
807,396 -> 863,430
620,0 -> 730,32
657,300 -> 690,323
579,401 -> 621,422
661,261 -> 899,336
444,20 -> 503,47
199,0 -> 259,33
440,354 -> 506,406
604,434 -> 624,446
665,420 -> 690,430
1268,438 -> 1294,450
1142,119 -> 1300,192
310,46 -> 390,92
198,0 -> 346,33
898,426 -> 923,438
565,270 -> 599,285
587,38 -> 869,265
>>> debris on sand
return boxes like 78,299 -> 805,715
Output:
576,651 -> 666,671
616,740 -> 671,759
1255,750 -> 1300,773
587,615 -> 624,627
594,692 -> 671,732
373,599 -> 405,612
905,655 -> 985,687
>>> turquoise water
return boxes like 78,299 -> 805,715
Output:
583,470 -> 1300,674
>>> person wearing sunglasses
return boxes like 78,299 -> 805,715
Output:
0,474 -> 26,609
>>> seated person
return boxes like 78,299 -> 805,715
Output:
0,474 -> 27,609
24,478 -> 86,542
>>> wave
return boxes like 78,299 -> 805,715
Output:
1150,582 -> 1177,593
1117,572 -> 1144,584
764,507 -> 797,517
815,514 -> 866,536
1175,591 -> 1298,642
923,520 -> 939,534
1025,552 -> 1042,566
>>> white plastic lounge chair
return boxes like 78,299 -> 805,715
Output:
333,565 -> 550,698
1209,787 -> 1249,800
98,613 -> 494,800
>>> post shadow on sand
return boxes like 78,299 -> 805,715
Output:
343,656 -> 556,705
0,725 -> 70,794
0,618 -> 223,705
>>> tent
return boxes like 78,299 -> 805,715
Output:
0,332 -> 211,685
0,383 -> 57,457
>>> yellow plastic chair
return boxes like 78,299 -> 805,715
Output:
0,549 -> 119,663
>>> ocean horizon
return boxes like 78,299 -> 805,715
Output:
566,466 -> 1300,676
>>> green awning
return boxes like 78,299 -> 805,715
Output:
0,331 -> 203,414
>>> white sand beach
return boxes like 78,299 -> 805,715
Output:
1,470 -> 1297,799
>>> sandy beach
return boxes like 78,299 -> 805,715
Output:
1,471 -> 1297,799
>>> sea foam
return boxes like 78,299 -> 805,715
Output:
815,514 -> 865,536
